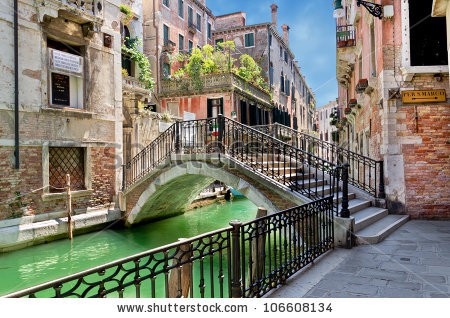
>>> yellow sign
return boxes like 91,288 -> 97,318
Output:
401,89 -> 447,104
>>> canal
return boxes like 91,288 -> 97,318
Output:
0,198 -> 257,296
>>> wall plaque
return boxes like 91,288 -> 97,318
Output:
51,73 -> 70,106
401,89 -> 447,104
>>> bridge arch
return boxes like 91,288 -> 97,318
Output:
124,160 -> 281,226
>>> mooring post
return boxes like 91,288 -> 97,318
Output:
250,208 -> 267,295
168,238 -> 192,298
229,220 -> 242,298
66,174 -> 73,240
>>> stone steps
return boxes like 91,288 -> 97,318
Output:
248,154 -> 408,245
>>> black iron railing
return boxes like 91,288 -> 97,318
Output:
253,123 -> 385,199
122,116 -> 342,216
4,197 -> 334,298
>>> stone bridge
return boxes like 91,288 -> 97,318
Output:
120,154 -> 307,226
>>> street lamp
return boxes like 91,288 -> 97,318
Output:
356,0 -> 383,19
333,0 -> 383,20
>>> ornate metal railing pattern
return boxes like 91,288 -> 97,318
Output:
122,124 -> 176,189
5,197 -> 333,298
253,123 -> 385,198
123,117 -> 341,218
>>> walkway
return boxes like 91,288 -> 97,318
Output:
268,220 -> 450,298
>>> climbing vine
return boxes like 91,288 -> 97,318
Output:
122,37 -> 155,90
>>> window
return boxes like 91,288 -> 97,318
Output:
269,33 -> 272,47
178,34 -> 184,52
215,38 -> 224,50
284,51 -> 288,63
188,40 -> 193,53
409,0 -> 447,66
188,6 -> 193,26
196,13 -> 201,31
49,147 -> 85,192
163,0 -> 169,8
244,32 -> 254,47
163,24 -> 169,45
207,22 -> 212,39
162,63 -> 171,78
47,39 -> 84,109
285,79 -> 290,96
280,46 -> 283,58
280,71 -> 285,93
178,0 -> 184,18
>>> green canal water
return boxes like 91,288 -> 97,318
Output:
0,198 -> 257,296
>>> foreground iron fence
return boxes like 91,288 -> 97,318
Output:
4,197 -> 334,298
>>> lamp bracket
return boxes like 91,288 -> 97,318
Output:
357,0 -> 383,19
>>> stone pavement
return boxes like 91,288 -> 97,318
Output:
268,220 -> 450,298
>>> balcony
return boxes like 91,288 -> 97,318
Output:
188,22 -> 197,34
123,76 -> 152,96
162,40 -> 176,53
37,0 -> 103,25
160,73 -> 273,108
336,25 -> 356,48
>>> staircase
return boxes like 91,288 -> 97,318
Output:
252,123 -> 409,245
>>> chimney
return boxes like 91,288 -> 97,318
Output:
271,4 -> 278,26
281,24 -> 290,46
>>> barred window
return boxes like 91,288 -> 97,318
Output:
49,147 -> 85,192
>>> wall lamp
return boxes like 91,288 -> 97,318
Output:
333,0 -> 383,19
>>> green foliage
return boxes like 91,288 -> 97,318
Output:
170,40 -> 268,93
122,37 -> 155,90
119,4 -> 133,25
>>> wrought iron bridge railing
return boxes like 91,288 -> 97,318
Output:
253,123 -> 385,199
4,197 -> 334,298
122,116 -> 346,215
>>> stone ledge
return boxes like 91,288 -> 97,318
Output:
0,208 -> 122,252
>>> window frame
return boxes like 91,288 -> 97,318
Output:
178,0 -> 184,19
163,24 -> 170,45
196,12 -> 202,32
178,33 -> 185,52
244,32 -> 255,48
47,42 -> 85,110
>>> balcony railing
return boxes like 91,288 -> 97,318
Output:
160,73 -> 272,108
336,25 -> 356,48
123,76 -> 152,95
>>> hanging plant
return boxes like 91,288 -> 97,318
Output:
344,107 -> 352,115
348,98 -> 357,107
121,37 -> 155,90
120,4 -> 133,25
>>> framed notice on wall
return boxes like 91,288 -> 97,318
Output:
51,73 -> 70,106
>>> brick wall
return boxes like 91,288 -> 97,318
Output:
0,146 -> 116,221
400,104 -> 450,219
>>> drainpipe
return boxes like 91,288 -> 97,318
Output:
14,0 -> 19,169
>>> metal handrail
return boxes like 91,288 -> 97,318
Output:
253,123 -> 385,198
123,117 -> 342,217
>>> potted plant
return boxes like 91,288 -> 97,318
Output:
344,107 -> 352,115
356,78 -> 368,93
348,99 -> 357,108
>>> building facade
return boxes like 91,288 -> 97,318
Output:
142,1 -> 315,131
334,0 -> 450,218
316,101 -> 338,144
0,1 -> 124,227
